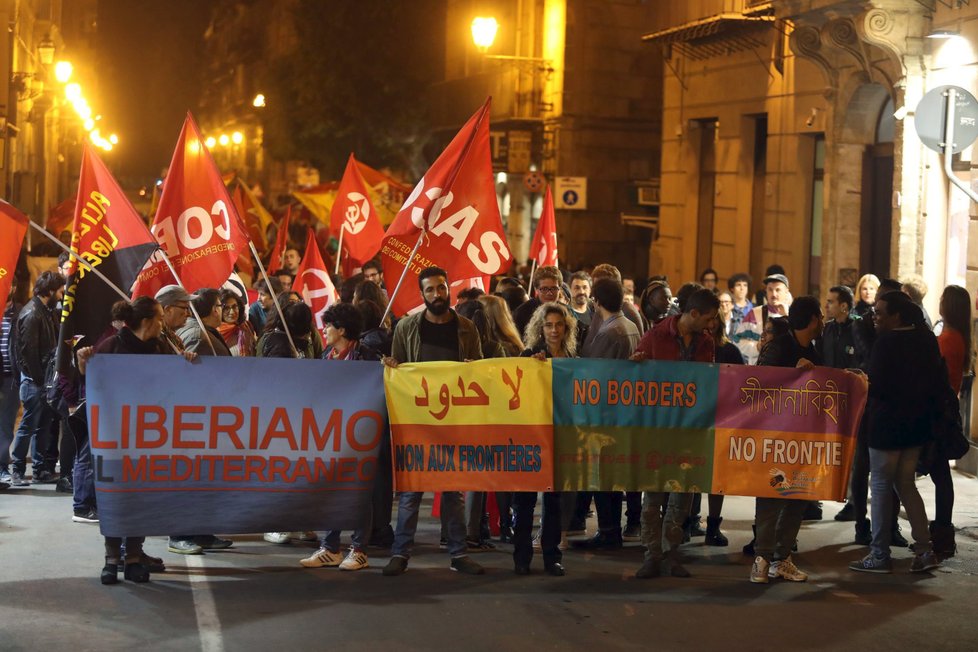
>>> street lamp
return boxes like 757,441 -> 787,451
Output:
231,131 -> 243,144
252,93 -> 266,108
219,134 -> 230,146
469,16 -> 553,72
205,136 -> 217,148
471,17 -> 499,52
54,61 -> 73,83
65,83 -> 81,102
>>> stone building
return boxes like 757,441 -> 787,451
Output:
435,0 -> 663,272
644,0 -> 977,317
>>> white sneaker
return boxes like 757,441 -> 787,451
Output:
750,556 -> 770,583
300,547 -> 342,568
264,532 -> 290,544
339,548 -> 369,571
293,531 -> 318,542
769,556 -> 808,582
532,532 -> 542,550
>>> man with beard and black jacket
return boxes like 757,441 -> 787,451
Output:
10,271 -> 64,486
381,266 -> 485,577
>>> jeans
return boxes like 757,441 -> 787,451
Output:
496,492 -> 513,533
640,491 -> 692,560
464,491 -> 487,540
370,429 -> 394,541
512,492 -> 562,567
571,491 -> 593,528
10,378 -> 55,475
593,491 -> 622,538
0,374 -> 19,470
391,491 -> 467,559
67,413 -> 95,511
754,497 -> 807,562
57,419 -> 74,479
869,446 -> 931,559
104,536 -> 145,563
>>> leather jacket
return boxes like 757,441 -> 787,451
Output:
16,296 -> 59,383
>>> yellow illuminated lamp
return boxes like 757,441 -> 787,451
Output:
83,118 -> 94,131
109,133 -> 119,145
252,93 -> 266,108
65,83 -> 81,102
205,136 -> 217,148
104,143 -> 113,151
218,134 -> 230,146
231,131 -> 243,144
471,16 -> 499,52
187,139 -> 201,155
54,61 -> 73,83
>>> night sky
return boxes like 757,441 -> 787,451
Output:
96,0 -> 216,185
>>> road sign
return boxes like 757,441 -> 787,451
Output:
915,85 -> 978,155
555,176 -> 587,210
523,171 -> 545,193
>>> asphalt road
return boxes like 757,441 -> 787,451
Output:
2,470 -> 978,652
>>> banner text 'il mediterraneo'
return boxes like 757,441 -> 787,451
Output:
132,113 -> 250,297
86,356 -> 387,537
381,98 -> 510,316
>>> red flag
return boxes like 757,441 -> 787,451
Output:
57,145 -> 160,367
292,228 -> 338,332
46,196 -> 77,238
381,98 -> 510,316
0,200 -> 28,308
232,183 -> 267,253
132,113 -> 250,297
267,206 -> 291,274
330,154 -> 385,268
529,186 -> 558,268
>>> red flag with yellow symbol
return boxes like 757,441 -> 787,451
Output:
381,98 -> 510,316
132,113 -> 250,297
529,186 -> 558,268
330,154 -> 385,269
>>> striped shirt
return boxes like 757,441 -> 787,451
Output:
1,310 -> 13,375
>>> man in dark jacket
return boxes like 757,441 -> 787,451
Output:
634,289 -> 718,579
10,271 -> 65,486
512,265 -> 562,339
819,285 -> 872,371
750,296 -> 823,584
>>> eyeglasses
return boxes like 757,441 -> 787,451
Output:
172,303 -> 190,313
537,286 -> 560,295
222,304 -> 240,312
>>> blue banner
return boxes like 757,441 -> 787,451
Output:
86,355 -> 387,537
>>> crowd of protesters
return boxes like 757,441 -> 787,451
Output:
0,249 -> 970,585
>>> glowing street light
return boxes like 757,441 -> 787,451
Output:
252,93 -> 266,108
471,17 -> 499,52
231,131 -> 243,144
54,61 -> 73,83
218,134 -> 230,146
205,136 -> 217,148
83,118 -> 94,131
109,133 -> 119,145
65,82 -> 81,101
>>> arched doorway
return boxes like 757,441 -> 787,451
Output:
859,89 -> 895,279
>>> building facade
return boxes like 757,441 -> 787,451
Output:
435,0 -> 663,273
645,0 -> 978,319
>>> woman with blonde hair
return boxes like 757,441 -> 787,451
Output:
854,274 -> 881,318
511,302 -> 578,576
477,294 -> 524,357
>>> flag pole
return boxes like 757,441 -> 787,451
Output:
157,255 -> 218,356
249,241 -> 299,358
528,260 -> 537,294
28,221 -> 131,303
379,230 -> 425,327
334,226 -> 345,276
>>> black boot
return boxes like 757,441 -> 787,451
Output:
101,562 -> 119,585
704,516 -> 728,546
931,521 -> 957,560
742,525 -> 756,556
123,562 -> 150,583
854,519 -> 872,546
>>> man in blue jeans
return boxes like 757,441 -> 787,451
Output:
10,271 -> 64,487
381,266 -> 485,576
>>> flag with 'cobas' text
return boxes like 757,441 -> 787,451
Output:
131,113 -> 249,297
381,98 -> 510,316
57,145 -> 160,370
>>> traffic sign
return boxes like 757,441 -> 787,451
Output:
554,176 -> 587,210
915,85 -> 978,155
523,171 -> 545,193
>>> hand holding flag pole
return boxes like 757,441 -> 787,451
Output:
249,239 -> 299,358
